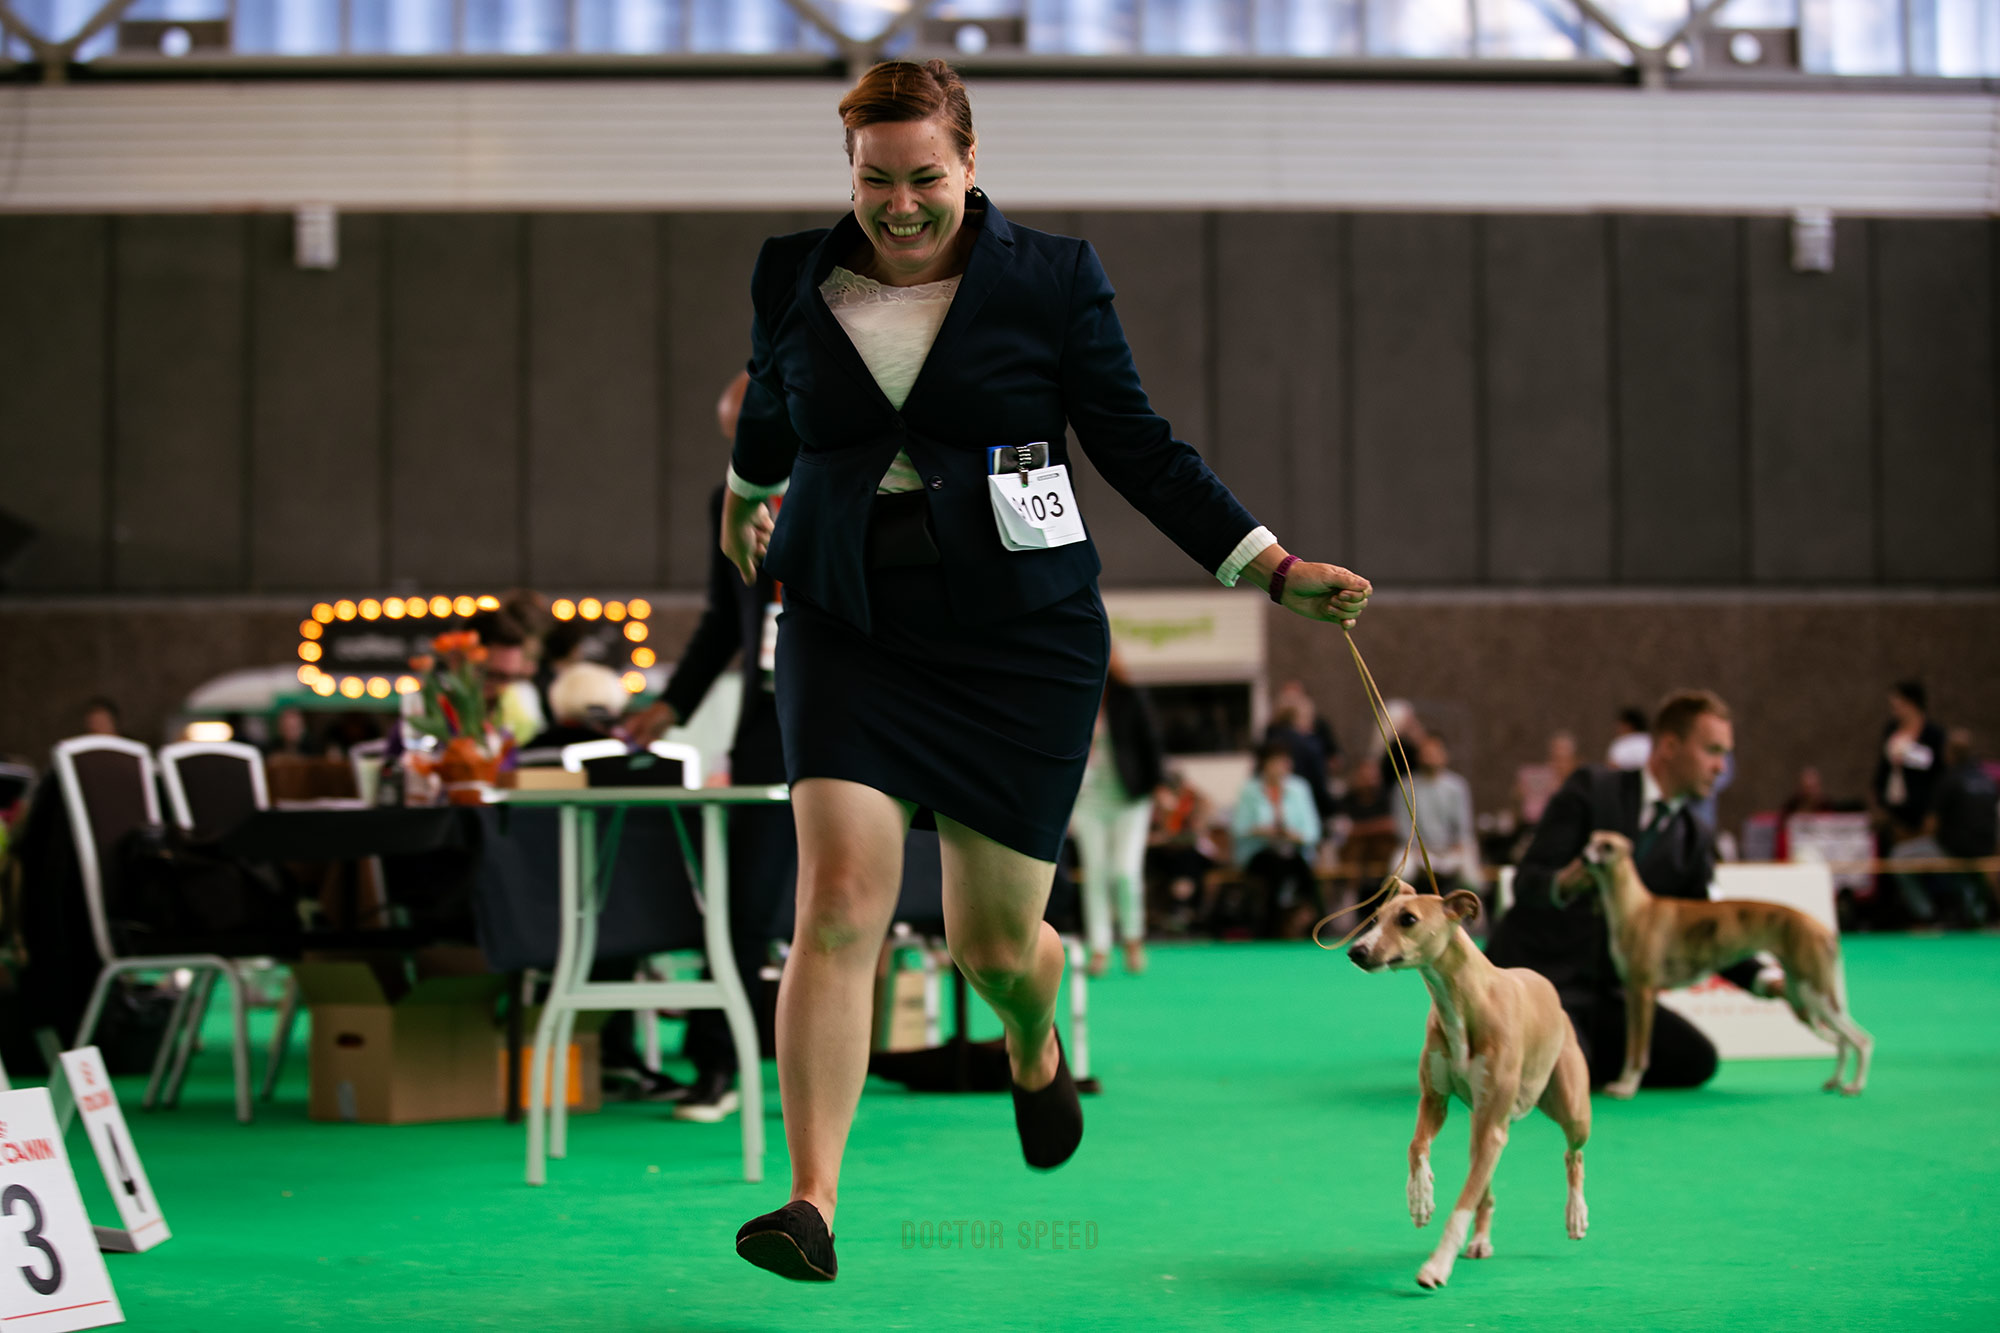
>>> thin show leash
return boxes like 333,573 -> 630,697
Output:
1308,621 -> 1444,955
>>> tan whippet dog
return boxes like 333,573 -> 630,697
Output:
1558,830 -> 1873,1098
1348,879 -> 1591,1290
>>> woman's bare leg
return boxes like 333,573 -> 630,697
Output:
778,778 -> 911,1229
936,815 -> 1065,1091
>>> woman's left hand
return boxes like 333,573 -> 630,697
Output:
1268,558 -> 1372,627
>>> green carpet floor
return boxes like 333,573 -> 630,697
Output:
30,934 -> 2000,1331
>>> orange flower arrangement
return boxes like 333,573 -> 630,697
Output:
405,629 -> 513,801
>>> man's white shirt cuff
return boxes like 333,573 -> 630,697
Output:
1215,526 -> 1277,587
726,464 -> 789,502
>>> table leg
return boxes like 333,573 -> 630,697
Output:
702,803 -> 764,1183
526,805 -> 581,1186
551,806 -> 595,1162
504,970 -> 524,1126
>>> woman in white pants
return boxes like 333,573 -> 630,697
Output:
1070,653 -> 1165,976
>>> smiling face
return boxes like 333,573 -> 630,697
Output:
1346,880 -> 1482,973
850,117 -> 975,287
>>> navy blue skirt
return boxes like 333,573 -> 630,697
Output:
774,564 -> 1110,862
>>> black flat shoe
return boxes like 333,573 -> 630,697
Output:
1010,1029 -> 1083,1171
736,1201 -> 837,1282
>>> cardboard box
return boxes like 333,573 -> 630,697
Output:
507,1008 -> 606,1113
293,948 -> 507,1124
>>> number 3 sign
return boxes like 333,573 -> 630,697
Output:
0,1087 -> 124,1330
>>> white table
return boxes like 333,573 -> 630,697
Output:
486,784 -> 789,1186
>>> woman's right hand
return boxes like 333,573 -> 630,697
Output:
721,490 -> 776,585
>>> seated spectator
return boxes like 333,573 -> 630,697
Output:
81,695 -> 121,737
1263,679 -> 1340,820
1231,742 -> 1323,938
522,662 -> 630,758
1330,757 -> 1401,924
1514,730 -> 1579,826
264,706 -> 324,759
1607,707 -> 1651,770
1783,765 -> 1830,818
1393,732 -> 1483,917
470,610 -> 546,745
1145,769 -> 1215,936
1377,699 -> 1428,791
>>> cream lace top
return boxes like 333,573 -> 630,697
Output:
819,266 -> 960,494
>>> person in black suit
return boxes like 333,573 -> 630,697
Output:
1487,690 -> 1780,1090
627,373 -> 794,1122
721,60 -> 1372,1281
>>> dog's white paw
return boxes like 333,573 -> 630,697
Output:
1567,1195 -> 1589,1241
1465,1236 -> 1493,1260
1415,1257 -> 1452,1289
1603,1076 -> 1639,1100
1408,1165 -> 1435,1228
1840,1080 -> 1865,1097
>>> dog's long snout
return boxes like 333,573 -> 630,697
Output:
1347,944 -> 1370,967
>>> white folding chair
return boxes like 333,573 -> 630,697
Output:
156,740 -> 298,1103
54,737 -> 263,1123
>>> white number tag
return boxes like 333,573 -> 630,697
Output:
986,465 -> 1086,551
0,1088 -> 125,1331
58,1049 -> 168,1254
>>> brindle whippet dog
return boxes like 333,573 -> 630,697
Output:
1558,830 -> 1873,1098
1348,879 -> 1590,1290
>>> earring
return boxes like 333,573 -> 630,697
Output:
850,189 -> 856,201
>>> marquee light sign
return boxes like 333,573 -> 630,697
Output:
295,594 -> 655,700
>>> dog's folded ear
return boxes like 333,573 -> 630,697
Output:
1444,889 -> 1482,923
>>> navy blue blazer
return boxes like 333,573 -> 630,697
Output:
730,193 -> 1261,632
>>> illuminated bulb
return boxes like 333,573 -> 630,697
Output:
631,647 -> 657,668
312,676 -> 337,697
429,596 -> 452,617
623,621 -> 647,643
185,721 -> 233,743
578,598 -> 602,620
297,664 -> 321,684
334,600 -> 357,621
299,642 -> 323,662
340,676 -> 365,699
312,602 -> 335,623
384,597 -> 405,618
395,675 -> 421,694
359,598 -> 382,620
621,671 -> 646,694
367,677 -> 391,699
605,601 -> 626,621
453,595 -> 476,617
300,620 -> 323,639
627,598 -> 651,620
476,595 -> 500,611
551,599 -> 575,621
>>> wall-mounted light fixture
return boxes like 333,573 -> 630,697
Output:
295,203 -> 338,270
1790,208 -> 1834,274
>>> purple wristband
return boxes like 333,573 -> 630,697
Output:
1267,554 -> 1300,605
